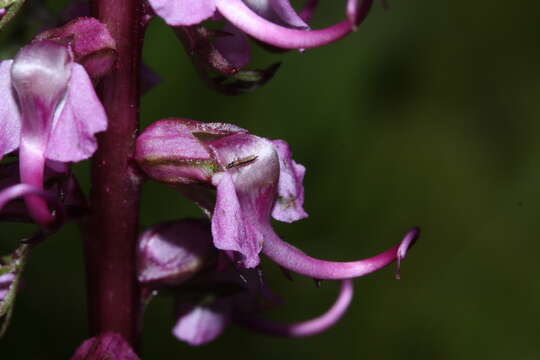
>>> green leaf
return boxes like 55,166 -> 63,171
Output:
0,0 -> 26,31
0,244 -> 31,338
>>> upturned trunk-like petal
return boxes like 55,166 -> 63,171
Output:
149,0 -> 216,26
262,227 -> 419,280
235,279 -> 353,337
215,0 -> 354,49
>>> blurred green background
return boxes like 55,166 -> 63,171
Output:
2,0 -> 540,358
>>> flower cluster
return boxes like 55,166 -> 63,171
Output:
0,0 -> 419,356
134,118 -> 419,344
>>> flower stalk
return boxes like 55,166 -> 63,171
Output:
83,0 -> 145,349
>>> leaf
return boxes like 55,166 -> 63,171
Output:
0,0 -> 26,31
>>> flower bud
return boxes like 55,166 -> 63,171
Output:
134,118 -> 244,186
136,118 -> 307,268
35,17 -> 117,80
137,219 -> 217,286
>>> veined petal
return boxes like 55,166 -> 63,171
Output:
262,227 -> 419,280
10,40 -> 71,152
271,139 -> 307,223
45,63 -> 107,162
216,0 -> 352,49
209,133 -> 279,268
0,60 -> 20,158
149,0 -> 216,26
236,279 -> 353,337
211,172 -> 262,268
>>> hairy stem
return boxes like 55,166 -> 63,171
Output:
84,0 -> 144,349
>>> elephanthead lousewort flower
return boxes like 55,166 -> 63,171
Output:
0,39 -> 107,226
149,0 -> 374,50
137,219 -> 357,345
135,118 -> 419,275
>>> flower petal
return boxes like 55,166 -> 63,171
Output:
216,0 -> 352,49
11,40 -> 71,152
0,60 -> 20,158
262,227 -> 420,280
173,300 -> 231,346
149,0 -> 216,26
45,63 -> 107,162
271,139 -> 308,223
269,0 -> 309,29
209,133 -> 279,268
211,172 -> 262,268
235,279 -> 353,337
137,220 -> 216,286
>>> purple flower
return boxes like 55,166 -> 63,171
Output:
149,0 -> 374,50
137,219 -> 356,346
0,40 -> 107,226
35,17 -> 117,81
135,118 -> 419,276
137,219 -> 217,286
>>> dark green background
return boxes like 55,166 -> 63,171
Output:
2,0 -> 539,358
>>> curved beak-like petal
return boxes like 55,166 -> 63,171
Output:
215,0 -> 372,49
235,279 -> 353,337
262,227 -> 420,280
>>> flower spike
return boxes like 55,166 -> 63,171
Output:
262,227 -> 420,280
235,279 -> 353,337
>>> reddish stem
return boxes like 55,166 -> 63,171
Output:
84,0 -> 144,349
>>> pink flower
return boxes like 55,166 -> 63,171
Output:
150,0 -> 374,50
0,40 -> 107,226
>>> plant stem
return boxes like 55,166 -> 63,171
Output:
84,0 -> 144,349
